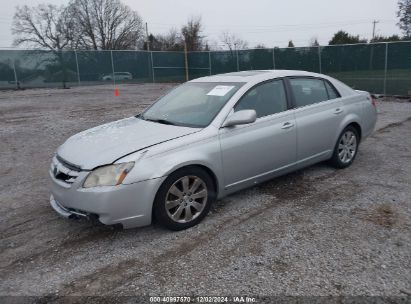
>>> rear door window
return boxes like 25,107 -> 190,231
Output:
289,78 -> 329,108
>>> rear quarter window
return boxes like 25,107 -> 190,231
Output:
324,81 -> 340,99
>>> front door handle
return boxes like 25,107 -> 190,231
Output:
281,122 -> 294,129
333,108 -> 343,114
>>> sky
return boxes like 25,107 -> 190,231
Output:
0,0 -> 402,49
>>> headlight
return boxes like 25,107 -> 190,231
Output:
83,162 -> 134,188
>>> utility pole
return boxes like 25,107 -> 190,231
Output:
234,43 -> 239,71
145,22 -> 150,51
370,20 -> 379,70
372,20 -> 379,41
184,41 -> 189,81
145,22 -> 153,82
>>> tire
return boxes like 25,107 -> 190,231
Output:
329,125 -> 359,169
153,167 -> 216,230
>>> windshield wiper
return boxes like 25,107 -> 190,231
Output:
143,117 -> 177,126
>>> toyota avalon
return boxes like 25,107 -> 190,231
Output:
49,70 -> 377,230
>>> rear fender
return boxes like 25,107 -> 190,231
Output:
336,113 -> 362,144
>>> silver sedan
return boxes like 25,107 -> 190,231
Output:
49,70 -> 377,230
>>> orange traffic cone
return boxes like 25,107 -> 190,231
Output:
114,88 -> 119,97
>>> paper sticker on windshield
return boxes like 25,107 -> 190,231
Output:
206,85 -> 235,97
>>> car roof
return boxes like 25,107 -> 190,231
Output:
190,70 -> 327,84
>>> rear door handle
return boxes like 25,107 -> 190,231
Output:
281,122 -> 294,129
333,108 -> 343,114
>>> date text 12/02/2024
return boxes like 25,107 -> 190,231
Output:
149,296 -> 257,303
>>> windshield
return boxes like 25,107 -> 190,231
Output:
140,82 -> 244,128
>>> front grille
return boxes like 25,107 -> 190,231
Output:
50,155 -> 81,184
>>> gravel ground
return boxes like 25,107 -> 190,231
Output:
0,84 -> 410,299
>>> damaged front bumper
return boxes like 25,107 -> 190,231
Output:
49,168 -> 167,229
50,194 -> 93,219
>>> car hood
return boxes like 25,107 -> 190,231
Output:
57,117 -> 199,170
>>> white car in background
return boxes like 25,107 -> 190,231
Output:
102,72 -> 133,81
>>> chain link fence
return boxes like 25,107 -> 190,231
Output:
0,41 -> 410,96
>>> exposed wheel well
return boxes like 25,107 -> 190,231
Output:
347,122 -> 362,141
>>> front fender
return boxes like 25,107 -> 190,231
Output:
118,133 -> 224,196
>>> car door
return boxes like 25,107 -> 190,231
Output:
219,79 -> 297,190
287,77 -> 344,163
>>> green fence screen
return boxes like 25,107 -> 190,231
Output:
0,42 -> 410,95
386,42 -> 411,95
275,47 -> 320,73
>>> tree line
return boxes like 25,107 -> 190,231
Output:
12,0 -> 411,52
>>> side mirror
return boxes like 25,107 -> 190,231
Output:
222,110 -> 257,127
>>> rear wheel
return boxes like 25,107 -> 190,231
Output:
329,126 -> 359,168
153,167 -> 216,230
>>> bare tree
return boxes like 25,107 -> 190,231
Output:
12,4 -> 80,88
143,29 -> 183,51
157,28 -> 183,51
220,31 -> 248,51
254,43 -> 266,49
309,37 -> 320,47
205,39 -> 220,51
12,0 -> 144,50
12,4 -> 77,50
67,0 -> 144,50
397,0 -> 411,38
181,16 -> 204,51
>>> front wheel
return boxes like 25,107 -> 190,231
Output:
329,126 -> 359,168
153,167 -> 216,230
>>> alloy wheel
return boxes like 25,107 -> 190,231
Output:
338,130 -> 357,164
165,175 -> 208,223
